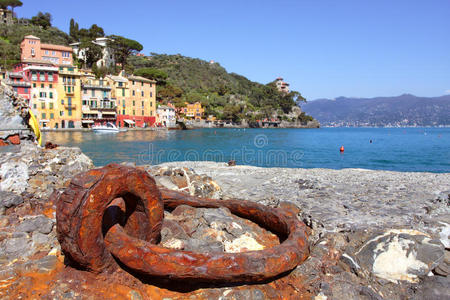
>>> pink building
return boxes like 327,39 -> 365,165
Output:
20,35 -> 73,66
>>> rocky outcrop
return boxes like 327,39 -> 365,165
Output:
0,84 -> 34,146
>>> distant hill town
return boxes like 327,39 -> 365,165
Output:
301,94 -> 450,127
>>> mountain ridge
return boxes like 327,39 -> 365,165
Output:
301,94 -> 450,127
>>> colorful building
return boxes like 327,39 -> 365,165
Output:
111,74 -> 156,128
13,60 -> 59,128
56,65 -> 82,128
156,105 -> 176,127
81,74 -> 116,128
21,35 -> 73,66
183,102 -> 204,120
4,70 -> 31,101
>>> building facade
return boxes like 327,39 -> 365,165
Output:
56,65 -> 82,128
183,102 -> 204,120
275,77 -> 290,93
81,74 -> 116,128
156,105 -> 176,127
4,70 -> 31,101
70,37 -> 115,68
21,35 -> 73,66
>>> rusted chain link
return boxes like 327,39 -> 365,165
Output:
55,164 -> 309,283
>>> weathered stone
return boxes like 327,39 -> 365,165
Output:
2,236 -> 30,257
0,191 -> 24,209
16,215 -> 54,234
434,250 -> 450,276
0,161 -> 29,193
356,229 -> 445,283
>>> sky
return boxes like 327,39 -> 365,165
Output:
16,0 -> 450,100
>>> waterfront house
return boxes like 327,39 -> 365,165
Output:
126,75 -> 156,127
156,105 -> 176,127
183,102 -> 204,120
80,73 -> 116,128
56,65 -> 82,129
4,69 -> 31,102
106,72 -> 130,127
14,59 -> 59,129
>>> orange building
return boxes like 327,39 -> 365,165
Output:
121,75 -> 156,127
183,102 -> 204,120
20,35 -> 73,66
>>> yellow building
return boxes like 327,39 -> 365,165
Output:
183,102 -> 204,120
80,73 -> 116,128
107,72 -> 157,127
56,65 -> 82,128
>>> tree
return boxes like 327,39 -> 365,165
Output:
31,12 -> 52,29
0,0 -> 22,13
69,18 -> 79,41
79,39 -> 103,68
157,84 -> 183,102
134,68 -> 168,84
88,24 -> 104,39
107,35 -> 143,69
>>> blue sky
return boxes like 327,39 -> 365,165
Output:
16,0 -> 450,100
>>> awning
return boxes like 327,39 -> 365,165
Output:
124,119 -> 135,125
82,120 -> 94,124
39,119 -> 50,123
102,111 -> 116,115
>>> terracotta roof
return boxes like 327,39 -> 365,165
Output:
41,43 -> 73,52
128,75 -> 156,83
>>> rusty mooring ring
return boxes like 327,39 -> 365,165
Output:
55,164 -> 309,283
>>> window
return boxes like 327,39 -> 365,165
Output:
141,91 -> 144,97
31,48 -> 35,56
41,84 -> 44,88
118,82 -> 123,87
60,111 -> 64,116
141,82 -> 143,87
133,110 -> 135,116
91,89 -> 95,97
150,92 -> 153,97
42,113 -> 46,119
132,90 -> 135,96
49,103 -> 53,109
141,110 -> 144,116
68,108 -> 72,116
24,88 -> 28,94
122,89 -> 125,97
132,81 -> 135,85
33,83 -> 36,88
61,99 -> 64,105
141,101 -> 144,108
49,92 -> 53,99
33,103 -> 36,109
49,84 -> 52,88
50,113 -> 54,119
41,102 -> 45,109
83,89 -> 87,94
82,100 -> 87,105
48,73 -> 53,82
45,50 -> 49,55
150,101 -> 152,107
52,51 -> 56,56
39,72 -> 45,81
150,83 -> 153,87
122,109 -> 125,115
133,101 -> 135,106
150,111 -> 153,116
68,97 -> 72,106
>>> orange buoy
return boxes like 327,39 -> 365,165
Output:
340,146 -> 344,152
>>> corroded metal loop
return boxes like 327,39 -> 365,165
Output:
55,164 -> 164,272
55,164 -> 309,282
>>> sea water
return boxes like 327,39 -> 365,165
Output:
43,127 -> 450,173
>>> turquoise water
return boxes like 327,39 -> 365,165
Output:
43,128 -> 450,173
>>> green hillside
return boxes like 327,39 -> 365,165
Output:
129,53 -> 312,123
0,24 -> 70,67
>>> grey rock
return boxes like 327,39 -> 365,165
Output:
356,230 -> 445,283
0,161 -> 29,193
0,191 -> 23,209
15,215 -> 54,234
413,276 -> 450,300
434,250 -> 450,276
3,236 -> 30,256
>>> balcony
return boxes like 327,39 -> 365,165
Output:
82,84 -> 111,90
5,80 -> 31,87
64,103 -> 77,109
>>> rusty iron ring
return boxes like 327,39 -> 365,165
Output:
55,164 -> 309,283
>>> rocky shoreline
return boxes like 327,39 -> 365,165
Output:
0,87 -> 449,299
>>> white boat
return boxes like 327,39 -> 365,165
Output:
92,122 -> 120,133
